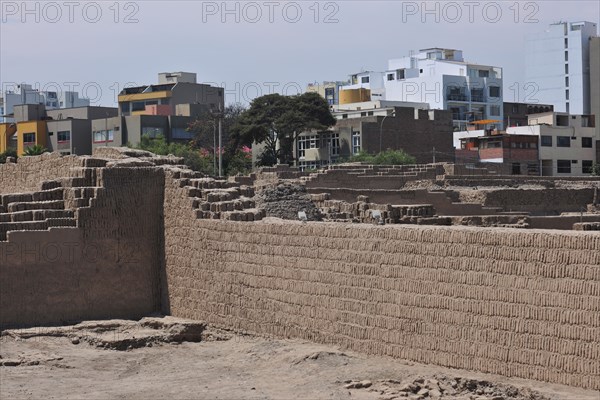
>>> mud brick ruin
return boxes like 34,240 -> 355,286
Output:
1,149 -> 599,390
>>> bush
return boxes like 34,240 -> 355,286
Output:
592,162 -> 600,176
22,145 -> 48,156
346,149 -> 416,165
0,149 -> 18,164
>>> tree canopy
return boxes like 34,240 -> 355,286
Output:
234,92 -> 336,166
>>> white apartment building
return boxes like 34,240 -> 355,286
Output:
1,83 -> 90,123
340,48 -> 504,131
507,112 -> 597,176
525,21 -> 598,115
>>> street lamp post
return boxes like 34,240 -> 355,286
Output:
379,110 -> 396,153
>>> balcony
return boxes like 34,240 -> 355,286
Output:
470,95 -> 486,103
447,93 -> 468,101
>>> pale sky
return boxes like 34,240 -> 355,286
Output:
1,0 -> 599,106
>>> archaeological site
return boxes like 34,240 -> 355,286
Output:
1,149 -> 599,399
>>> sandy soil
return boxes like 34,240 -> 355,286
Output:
1,318 -> 598,400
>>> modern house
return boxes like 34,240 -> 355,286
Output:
506,112 -> 597,176
455,111 -> 597,176
503,102 -> 554,128
339,48 -> 504,131
89,72 -> 224,151
525,21 -> 598,115
1,83 -> 90,123
306,81 -> 349,106
292,105 -> 453,170
456,134 -> 540,175
1,104 -> 118,156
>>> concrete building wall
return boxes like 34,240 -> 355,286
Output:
163,172 -> 600,389
46,106 -> 117,121
46,119 -> 92,155
91,116 -> 123,149
526,21 -> 598,114
590,37 -> 600,147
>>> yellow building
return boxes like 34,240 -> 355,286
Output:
339,88 -> 371,105
16,121 -> 47,155
0,123 -> 17,153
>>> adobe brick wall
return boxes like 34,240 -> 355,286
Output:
0,167 -> 164,328
163,172 -> 600,390
0,153 -> 90,194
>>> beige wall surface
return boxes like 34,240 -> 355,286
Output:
0,153 -> 84,194
163,171 -> 600,389
0,167 -> 164,328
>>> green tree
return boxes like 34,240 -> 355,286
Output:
22,145 -> 48,156
592,162 -> 600,176
235,92 -> 336,166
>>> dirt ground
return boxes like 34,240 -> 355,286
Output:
0,317 -> 598,400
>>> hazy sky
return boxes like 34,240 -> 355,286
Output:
1,0 -> 599,106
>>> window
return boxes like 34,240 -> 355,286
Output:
352,131 -> 361,154
330,133 -> 340,156
565,64 -> 569,74
541,136 -> 553,146
565,51 -> 568,61
57,131 -> 70,142
419,69 -> 423,73
564,38 -> 568,48
565,90 -> 569,100
512,104 -> 519,113
478,70 -> 490,78
131,102 -> 145,111
582,160 -> 593,174
557,160 -> 571,173
141,127 -> 163,138
557,136 -> 571,147
297,137 -> 307,159
23,133 -> 36,144
582,137 -> 593,148
512,163 -> 521,175
361,76 -> 370,84
471,88 -> 484,102
94,130 -> 115,143
387,73 -> 395,81
490,105 -> 500,116
489,86 -> 500,97
565,77 -> 569,87
396,69 -> 405,80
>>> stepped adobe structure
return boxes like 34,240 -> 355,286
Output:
1,149 -> 599,390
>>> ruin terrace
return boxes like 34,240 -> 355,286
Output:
1,149 -> 599,393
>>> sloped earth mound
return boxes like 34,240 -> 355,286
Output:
254,183 -> 322,221
1,316 -> 205,355
1,318 -> 595,400
343,375 -> 551,400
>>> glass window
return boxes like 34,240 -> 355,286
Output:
557,136 -> 571,147
57,131 -> 70,142
396,69 -> 405,80
352,131 -> 361,154
387,73 -> 395,81
582,160 -> 593,174
361,76 -> 370,84
557,160 -> 571,173
490,105 -> 500,116
541,136 -> 552,147
478,70 -> 489,78
489,86 -> 500,97
582,137 -> 593,148
23,133 -> 36,144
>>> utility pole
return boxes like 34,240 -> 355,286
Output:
218,104 -> 223,177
